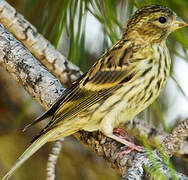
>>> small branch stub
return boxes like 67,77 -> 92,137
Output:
46,139 -> 64,180
162,119 -> 188,156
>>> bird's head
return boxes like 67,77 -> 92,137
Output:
124,5 -> 187,43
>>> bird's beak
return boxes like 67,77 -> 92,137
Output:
172,16 -> 188,30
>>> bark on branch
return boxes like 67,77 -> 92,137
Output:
0,0 -> 82,88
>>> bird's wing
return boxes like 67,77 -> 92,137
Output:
33,43 -> 139,136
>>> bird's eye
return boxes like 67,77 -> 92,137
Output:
158,16 -> 167,24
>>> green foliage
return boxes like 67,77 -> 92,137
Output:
142,136 -> 178,180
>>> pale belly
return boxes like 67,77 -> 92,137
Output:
82,77 -> 161,133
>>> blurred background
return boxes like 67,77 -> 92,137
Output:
0,0 -> 188,179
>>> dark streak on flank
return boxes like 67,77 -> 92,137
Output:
148,76 -> 155,85
127,94 -> 137,103
163,51 -> 168,78
144,91 -> 153,103
121,85 -> 136,99
164,50 -> 168,68
156,80 -> 161,90
144,76 -> 155,92
158,48 -> 162,75
139,94 -> 145,102
141,67 -> 152,77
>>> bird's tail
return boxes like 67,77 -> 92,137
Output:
2,130 -> 57,180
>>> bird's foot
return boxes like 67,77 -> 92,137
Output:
119,143 -> 145,157
113,127 -> 133,142
112,127 -> 145,155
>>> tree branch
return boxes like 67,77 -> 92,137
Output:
0,23 -> 64,109
0,0 -> 82,88
162,119 -> 188,156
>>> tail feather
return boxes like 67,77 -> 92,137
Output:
2,130 -> 57,180
22,108 -> 55,132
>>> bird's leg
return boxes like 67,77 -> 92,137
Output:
102,127 -> 145,155
113,127 -> 133,142
100,118 -> 145,155
113,127 -> 137,154
110,129 -> 145,155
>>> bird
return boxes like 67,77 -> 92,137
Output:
2,4 -> 187,180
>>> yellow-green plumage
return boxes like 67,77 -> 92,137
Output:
2,5 -> 187,180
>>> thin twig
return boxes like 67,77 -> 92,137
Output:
46,139 -> 64,180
